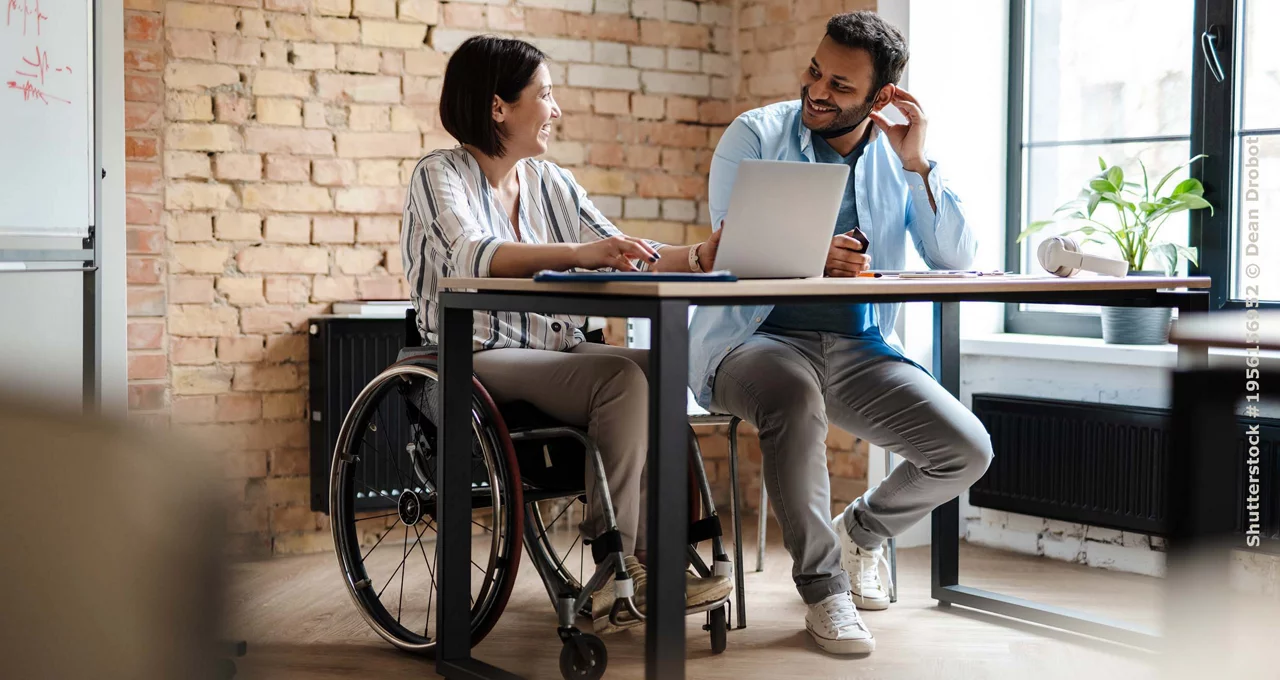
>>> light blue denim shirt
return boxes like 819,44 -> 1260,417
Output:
688,100 -> 978,408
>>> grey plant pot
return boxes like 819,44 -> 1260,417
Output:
1100,270 -> 1172,345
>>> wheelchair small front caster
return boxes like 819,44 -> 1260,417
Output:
705,604 -> 728,654
558,632 -> 607,680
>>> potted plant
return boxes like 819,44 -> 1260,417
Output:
1017,154 -> 1214,344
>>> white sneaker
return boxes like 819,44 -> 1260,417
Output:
805,592 -> 875,654
831,515 -> 893,610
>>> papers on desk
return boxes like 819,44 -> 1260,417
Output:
533,270 -> 738,282
863,269 -> 1013,278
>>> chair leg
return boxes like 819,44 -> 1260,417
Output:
755,459 -> 767,573
726,417 -> 747,629
884,447 -> 898,603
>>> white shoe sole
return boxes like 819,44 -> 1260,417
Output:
850,591 -> 890,611
807,625 -> 876,654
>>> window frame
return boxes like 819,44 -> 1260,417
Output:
1003,0 -> 1275,337
1195,0 -> 1278,311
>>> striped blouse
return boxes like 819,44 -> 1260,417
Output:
401,146 -> 659,351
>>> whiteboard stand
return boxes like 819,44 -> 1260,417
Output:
0,239 -> 102,413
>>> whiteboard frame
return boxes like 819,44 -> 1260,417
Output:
0,0 -> 107,413
0,0 -> 99,237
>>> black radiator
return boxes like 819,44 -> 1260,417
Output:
308,316 -> 407,513
970,394 -> 1280,543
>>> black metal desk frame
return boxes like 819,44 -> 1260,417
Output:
435,285 -> 1211,679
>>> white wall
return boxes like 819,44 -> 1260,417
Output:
872,0 -> 1010,548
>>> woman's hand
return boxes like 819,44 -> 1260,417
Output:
573,235 -> 661,271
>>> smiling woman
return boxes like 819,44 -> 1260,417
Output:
397,34 -> 733,634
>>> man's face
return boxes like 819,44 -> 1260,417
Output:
799,36 -> 890,134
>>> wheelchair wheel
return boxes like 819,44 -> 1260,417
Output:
330,359 -> 523,655
558,633 -> 607,680
707,605 -> 727,654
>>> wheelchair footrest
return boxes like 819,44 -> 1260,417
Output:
586,529 -> 624,565
688,517 -> 722,544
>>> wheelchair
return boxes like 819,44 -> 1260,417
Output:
328,312 -> 733,680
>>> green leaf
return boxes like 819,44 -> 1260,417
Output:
1153,154 -> 1208,197
1053,198 -> 1088,215
1087,193 -> 1103,217
1017,220 -> 1055,243
1138,159 -> 1151,201
1150,243 -> 1178,275
1171,178 -> 1204,197
1174,193 -> 1214,213
1151,243 -> 1200,275
1138,201 -> 1160,214
1098,156 -> 1108,171
1088,178 -> 1115,194
1106,166 -> 1124,191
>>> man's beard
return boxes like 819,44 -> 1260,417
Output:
801,85 -> 876,139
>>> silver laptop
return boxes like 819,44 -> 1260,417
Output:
713,159 -> 849,279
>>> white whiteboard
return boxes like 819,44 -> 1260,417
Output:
0,0 -> 94,236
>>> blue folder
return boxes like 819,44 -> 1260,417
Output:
532,270 -> 738,283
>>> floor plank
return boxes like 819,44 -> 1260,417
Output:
228,518 -> 1165,680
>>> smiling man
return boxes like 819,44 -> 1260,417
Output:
690,11 -> 992,655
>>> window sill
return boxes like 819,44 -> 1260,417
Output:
961,332 -> 1280,368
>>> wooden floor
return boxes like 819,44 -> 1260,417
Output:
228,518 -> 1168,680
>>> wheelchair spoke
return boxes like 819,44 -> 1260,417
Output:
361,433 -> 416,492
552,533 -> 581,579
361,520 -> 400,562
534,500 -> 575,545
412,522 -> 436,639
354,477 -> 398,503
354,511 -> 399,522
373,408 -> 418,489
397,525 -> 409,623
378,525 -> 414,599
471,519 -> 492,534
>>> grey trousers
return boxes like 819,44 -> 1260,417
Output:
710,328 -> 994,604
472,343 -> 651,556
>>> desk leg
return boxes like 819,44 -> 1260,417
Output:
1176,291 -> 1211,370
646,299 -> 690,680
1166,368 -> 1238,660
931,302 -> 961,596
437,305 -> 522,680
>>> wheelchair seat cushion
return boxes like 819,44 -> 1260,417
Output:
498,400 -> 571,433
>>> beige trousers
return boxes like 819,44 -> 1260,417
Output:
472,343 -> 650,555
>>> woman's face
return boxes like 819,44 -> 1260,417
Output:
495,63 -> 561,159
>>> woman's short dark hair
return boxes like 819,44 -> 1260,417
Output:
439,35 -> 548,158
825,11 -> 909,99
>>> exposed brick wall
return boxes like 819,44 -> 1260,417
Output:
125,0 -> 170,422
737,0 -> 874,112
123,0 -> 883,557
130,0 -> 736,558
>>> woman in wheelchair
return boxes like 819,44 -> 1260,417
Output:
391,34 -> 729,644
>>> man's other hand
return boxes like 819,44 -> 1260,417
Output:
824,233 -> 871,277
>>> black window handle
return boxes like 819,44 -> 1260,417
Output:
1200,25 -> 1226,83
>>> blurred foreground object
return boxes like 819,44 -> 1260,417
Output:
0,398 -> 227,679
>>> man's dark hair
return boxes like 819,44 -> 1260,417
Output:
439,35 -> 547,157
825,11 -> 909,99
